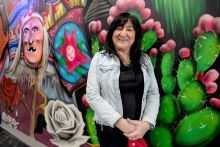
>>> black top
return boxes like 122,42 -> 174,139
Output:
119,62 -> 144,120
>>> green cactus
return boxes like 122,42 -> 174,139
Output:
150,56 -> 157,69
157,95 -> 179,125
175,107 -> 220,146
150,125 -> 173,147
91,36 -> 100,55
194,32 -> 220,72
177,80 -> 206,113
161,75 -> 176,95
177,59 -> 196,90
141,30 -> 157,52
128,9 -> 143,24
161,52 -> 174,76
85,108 -> 99,144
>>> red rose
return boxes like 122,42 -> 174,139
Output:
0,76 -> 19,111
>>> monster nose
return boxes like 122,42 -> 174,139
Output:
29,38 -> 33,45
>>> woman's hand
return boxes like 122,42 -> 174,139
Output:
123,119 -> 150,140
115,118 -> 135,134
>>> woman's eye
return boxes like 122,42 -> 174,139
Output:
116,27 -> 123,30
126,27 -> 134,31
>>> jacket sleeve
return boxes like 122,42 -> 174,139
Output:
142,55 -> 160,128
86,53 -> 122,127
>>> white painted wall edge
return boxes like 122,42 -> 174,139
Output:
0,122 -> 46,147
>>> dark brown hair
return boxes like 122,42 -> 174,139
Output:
105,12 -> 142,68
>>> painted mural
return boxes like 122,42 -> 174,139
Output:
0,0 -> 219,147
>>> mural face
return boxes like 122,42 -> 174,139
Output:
22,17 -> 44,68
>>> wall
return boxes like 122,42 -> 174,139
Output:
0,0 -> 220,146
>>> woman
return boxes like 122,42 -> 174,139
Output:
86,13 -> 160,147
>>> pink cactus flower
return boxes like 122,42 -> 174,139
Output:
166,39 -> 176,51
154,21 -> 162,30
149,48 -> 158,57
210,98 -> 220,109
89,20 -> 102,34
156,28 -> 164,38
203,69 -> 219,84
198,14 -> 214,32
143,19 -> 155,30
212,17 -> 220,34
128,0 -> 137,8
205,82 -> 217,94
178,47 -> 190,59
108,0 -> 151,25
82,94 -> 90,108
159,44 -> 169,53
109,6 -> 120,17
136,0 -> 145,10
107,16 -> 114,25
140,8 -> 151,20
98,30 -> 108,44
192,27 -> 203,37
116,0 -> 128,11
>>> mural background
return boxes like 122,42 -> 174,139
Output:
0,0 -> 220,146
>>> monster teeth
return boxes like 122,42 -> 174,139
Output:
27,47 -> 36,52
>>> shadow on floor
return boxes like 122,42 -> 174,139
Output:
0,127 -> 29,147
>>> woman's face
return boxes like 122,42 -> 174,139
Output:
112,20 -> 135,52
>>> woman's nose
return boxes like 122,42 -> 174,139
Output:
119,29 -> 127,36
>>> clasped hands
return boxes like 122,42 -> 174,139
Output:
115,118 -> 150,140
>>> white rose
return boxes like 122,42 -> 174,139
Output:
45,100 -> 89,147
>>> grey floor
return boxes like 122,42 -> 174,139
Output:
0,128 -> 29,147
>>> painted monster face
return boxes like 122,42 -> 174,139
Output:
22,17 -> 44,68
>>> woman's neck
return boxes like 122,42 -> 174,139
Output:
116,49 -> 130,66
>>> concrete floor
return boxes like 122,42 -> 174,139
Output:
0,128 -> 28,147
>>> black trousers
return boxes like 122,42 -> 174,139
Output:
96,124 -> 128,147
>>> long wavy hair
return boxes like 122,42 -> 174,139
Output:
104,12 -> 142,69
7,13 -> 51,89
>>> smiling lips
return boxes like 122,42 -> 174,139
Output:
119,38 -> 128,41
27,47 -> 37,52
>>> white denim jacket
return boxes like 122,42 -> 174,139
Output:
86,51 -> 160,128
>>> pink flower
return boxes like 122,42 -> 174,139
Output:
142,19 -> 155,31
89,20 -> 102,34
178,47 -> 190,59
82,94 -> 90,108
212,17 -> 220,34
159,44 -> 169,53
109,6 -> 120,17
108,0 -> 151,25
210,98 -> 220,109
197,69 -> 219,94
98,30 -> 108,44
116,0 -> 128,11
206,82 -> 217,94
140,8 -> 151,20
198,14 -> 214,32
193,14 -> 220,36
203,69 -> 219,84
149,48 -> 158,57
192,27 -> 203,36
166,39 -> 176,50
159,39 -> 176,53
